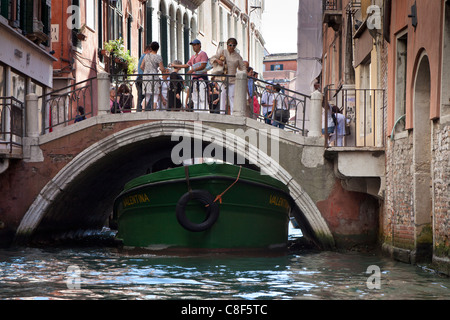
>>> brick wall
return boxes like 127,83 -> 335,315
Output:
432,121 -> 450,257
384,119 -> 450,258
384,133 -> 415,249
264,60 -> 298,72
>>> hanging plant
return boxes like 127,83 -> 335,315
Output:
103,38 -> 137,76
103,38 -> 123,54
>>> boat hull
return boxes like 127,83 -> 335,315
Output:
113,164 -> 291,252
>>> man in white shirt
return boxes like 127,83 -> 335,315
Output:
261,84 -> 274,124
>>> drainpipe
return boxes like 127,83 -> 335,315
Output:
390,114 -> 406,141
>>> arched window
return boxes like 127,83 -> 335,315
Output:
189,16 -> 197,58
169,5 -> 176,63
159,0 -> 168,66
179,10 -> 185,62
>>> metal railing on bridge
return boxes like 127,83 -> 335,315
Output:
110,73 -> 310,135
248,77 -> 309,134
0,97 -> 24,154
40,73 -> 310,136
40,78 -> 95,134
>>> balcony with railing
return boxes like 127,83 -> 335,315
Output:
322,86 -> 386,199
323,0 -> 343,31
323,87 -> 385,148
41,78 -> 95,134
0,97 -> 24,158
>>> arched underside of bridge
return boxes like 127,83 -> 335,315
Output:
15,121 -> 335,249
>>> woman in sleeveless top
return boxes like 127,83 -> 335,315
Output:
140,42 -> 168,110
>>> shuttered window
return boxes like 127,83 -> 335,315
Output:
145,2 -> 152,49
109,0 -> 123,40
99,0 -> 104,61
19,0 -> 34,35
0,0 -> 11,19
41,0 -> 50,37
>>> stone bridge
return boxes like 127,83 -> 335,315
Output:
0,73 -> 384,250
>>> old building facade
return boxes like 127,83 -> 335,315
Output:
263,53 -> 297,92
321,0 -> 449,274
384,0 -> 449,273
47,0 -> 265,119
50,0 -> 265,86
0,0 -> 55,157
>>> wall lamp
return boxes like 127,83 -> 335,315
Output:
408,2 -> 417,30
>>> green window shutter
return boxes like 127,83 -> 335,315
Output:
1,0 -> 11,19
160,14 -> 168,66
41,0 -> 51,37
20,0 -> 34,35
184,26 -> 189,63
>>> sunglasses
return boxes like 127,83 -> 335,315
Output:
228,44 -> 237,47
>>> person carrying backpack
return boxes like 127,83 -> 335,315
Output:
118,84 -> 134,113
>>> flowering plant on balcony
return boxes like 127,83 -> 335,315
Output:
102,38 -> 137,76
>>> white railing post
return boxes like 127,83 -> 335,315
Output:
233,70 -> 247,117
26,93 -> 39,138
97,72 -> 111,115
309,88 -> 323,137
24,93 -> 43,162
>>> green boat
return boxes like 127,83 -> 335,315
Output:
112,163 -> 292,252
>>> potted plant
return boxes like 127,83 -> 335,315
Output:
103,38 -> 137,76
76,24 -> 87,41
100,48 -> 110,57
103,38 -> 122,54
124,53 -> 137,75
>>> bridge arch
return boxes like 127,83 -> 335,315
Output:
16,120 -> 334,248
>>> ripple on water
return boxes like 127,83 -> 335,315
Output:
0,248 -> 449,300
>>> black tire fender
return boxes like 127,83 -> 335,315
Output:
176,190 -> 220,232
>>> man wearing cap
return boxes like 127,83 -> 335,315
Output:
171,39 -> 209,112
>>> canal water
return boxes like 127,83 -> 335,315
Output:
0,225 -> 449,301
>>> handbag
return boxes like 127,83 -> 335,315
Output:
345,122 -> 351,135
210,54 -> 226,75
275,109 -> 290,123
210,63 -> 224,75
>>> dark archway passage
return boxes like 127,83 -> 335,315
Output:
412,53 -> 433,262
